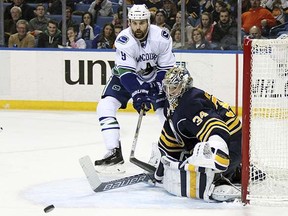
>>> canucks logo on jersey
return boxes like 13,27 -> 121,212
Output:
117,36 -> 129,44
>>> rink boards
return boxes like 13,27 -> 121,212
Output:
0,49 -> 242,113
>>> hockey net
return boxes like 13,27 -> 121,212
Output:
242,37 -> 288,205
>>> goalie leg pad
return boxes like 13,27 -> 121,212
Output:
161,156 -> 215,201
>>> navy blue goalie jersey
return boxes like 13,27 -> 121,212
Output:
159,87 -> 242,158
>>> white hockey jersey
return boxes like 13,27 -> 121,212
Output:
114,24 -> 176,83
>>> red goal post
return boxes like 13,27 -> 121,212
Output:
242,37 -> 288,205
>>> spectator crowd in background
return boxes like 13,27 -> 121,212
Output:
2,0 -> 288,49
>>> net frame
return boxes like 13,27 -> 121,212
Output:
242,37 -> 288,205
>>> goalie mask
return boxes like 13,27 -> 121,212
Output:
163,66 -> 193,111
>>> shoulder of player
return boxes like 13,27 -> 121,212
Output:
115,28 -> 137,49
149,25 -> 171,42
182,88 -> 204,101
178,88 -> 206,112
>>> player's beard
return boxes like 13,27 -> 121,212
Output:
133,30 -> 145,39
132,27 -> 149,40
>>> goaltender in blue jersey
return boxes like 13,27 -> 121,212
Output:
95,4 -> 176,169
153,66 -> 242,201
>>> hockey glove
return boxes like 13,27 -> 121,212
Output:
141,81 -> 163,96
131,89 -> 152,113
150,81 -> 163,96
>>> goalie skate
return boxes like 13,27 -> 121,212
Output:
211,184 -> 241,202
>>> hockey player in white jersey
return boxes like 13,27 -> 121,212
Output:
95,4 -> 176,168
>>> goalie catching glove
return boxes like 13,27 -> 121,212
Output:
187,135 -> 230,173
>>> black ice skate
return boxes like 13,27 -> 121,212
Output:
95,146 -> 124,166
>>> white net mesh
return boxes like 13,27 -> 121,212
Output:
248,38 -> 288,205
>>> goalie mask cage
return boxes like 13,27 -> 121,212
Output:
242,38 -> 288,205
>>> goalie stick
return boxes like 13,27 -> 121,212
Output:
79,155 -> 152,192
129,108 -> 156,174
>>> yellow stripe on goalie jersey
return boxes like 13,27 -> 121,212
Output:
160,128 -> 184,148
159,129 -> 184,153
225,117 -> 242,135
197,118 -> 223,139
197,118 -> 230,142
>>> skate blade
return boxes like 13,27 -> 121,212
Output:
211,185 -> 241,202
95,163 -> 126,174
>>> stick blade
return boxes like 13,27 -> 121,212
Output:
79,155 -> 102,191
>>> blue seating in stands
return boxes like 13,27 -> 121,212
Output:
96,16 -> 114,29
74,3 -> 90,12
112,4 -> 120,13
94,25 -> 101,35
46,14 -> 63,23
72,15 -> 82,25
46,14 -> 82,26
269,21 -> 288,38
110,0 -> 119,4
85,40 -> 93,49
27,3 -> 49,10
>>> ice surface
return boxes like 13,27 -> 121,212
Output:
0,110 -> 287,216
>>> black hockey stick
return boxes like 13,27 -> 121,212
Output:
79,155 -> 152,192
129,108 -> 156,173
